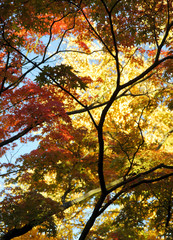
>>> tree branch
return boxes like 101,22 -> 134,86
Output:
0,126 -> 34,148
1,163 -> 173,239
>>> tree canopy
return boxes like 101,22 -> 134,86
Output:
0,0 -> 173,239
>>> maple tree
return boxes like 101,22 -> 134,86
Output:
0,0 -> 173,239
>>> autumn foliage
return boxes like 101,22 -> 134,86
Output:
0,0 -> 173,239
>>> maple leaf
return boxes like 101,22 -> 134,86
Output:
35,64 -> 89,90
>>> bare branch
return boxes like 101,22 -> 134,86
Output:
110,0 -> 121,13
0,126 -> 34,148
0,51 -> 10,96
155,21 -> 173,61
100,0 -> 120,86
98,173 -> 173,216
120,55 -> 173,90
108,164 -> 173,194
42,11 -> 74,61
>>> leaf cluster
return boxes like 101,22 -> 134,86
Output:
35,64 -> 88,90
